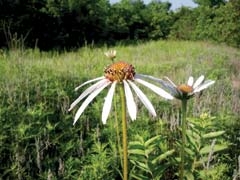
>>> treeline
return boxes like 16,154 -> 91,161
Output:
0,0 -> 239,50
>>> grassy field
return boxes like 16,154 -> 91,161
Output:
0,40 -> 240,179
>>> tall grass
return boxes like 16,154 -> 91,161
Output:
0,40 -> 239,179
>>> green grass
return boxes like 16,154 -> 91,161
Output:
0,40 -> 239,179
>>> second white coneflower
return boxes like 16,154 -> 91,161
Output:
156,75 -> 215,180
161,75 -> 215,100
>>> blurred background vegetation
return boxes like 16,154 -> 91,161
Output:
0,0 -> 240,50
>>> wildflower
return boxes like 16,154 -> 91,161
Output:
104,50 -> 116,60
152,75 -> 215,180
68,61 -> 173,125
159,75 -> 215,100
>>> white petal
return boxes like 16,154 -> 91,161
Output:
123,80 -> 137,121
135,78 -> 174,100
134,74 -> 177,96
193,80 -> 215,93
68,79 -> 108,111
162,81 -> 180,97
73,81 -> 111,125
163,76 -> 177,88
102,81 -> 117,124
135,74 -> 177,88
128,80 -> 156,117
193,75 -> 204,89
187,76 -> 194,86
75,76 -> 105,91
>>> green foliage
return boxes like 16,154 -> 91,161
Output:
179,114 -> 230,179
198,163 -> 231,180
128,135 -> 175,179
79,142 -> 118,179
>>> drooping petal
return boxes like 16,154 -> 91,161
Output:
193,75 -> 204,89
193,80 -> 215,93
158,79 -> 180,97
187,76 -> 194,86
163,76 -> 178,88
136,74 -> 177,88
135,78 -> 174,100
135,74 -> 177,96
128,80 -> 157,117
75,76 -> 105,91
73,81 -> 111,125
69,79 -> 109,111
102,81 -> 117,124
123,80 -> 137,121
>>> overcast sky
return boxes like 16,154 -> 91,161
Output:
109,0 -> 198,10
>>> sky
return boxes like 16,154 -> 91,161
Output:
109,0 -> 198,10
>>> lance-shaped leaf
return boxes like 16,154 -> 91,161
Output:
152,149 -> 175,164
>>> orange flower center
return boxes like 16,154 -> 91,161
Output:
104,61 -> 135,82
177,84 -> 193,94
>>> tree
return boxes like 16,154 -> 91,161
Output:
211,0 -> 240,47
40,0 -> 111,49
146,1 -> 173,39
193,0 -> 226,7
169,7 -> 197,40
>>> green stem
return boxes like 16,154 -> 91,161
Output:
114,90 -> 123,168
119,84 -> 128,180
180,98 -> 187,180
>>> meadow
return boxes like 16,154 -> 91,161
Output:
0,40 -> 240,179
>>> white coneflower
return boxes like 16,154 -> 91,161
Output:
155,75 -> 215,180
68,61 -> 173,125
159,75 -> 215,100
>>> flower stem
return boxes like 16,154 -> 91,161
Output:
119,84 -> 128,180
180,98 -> 187,180
113,90 -> 123,168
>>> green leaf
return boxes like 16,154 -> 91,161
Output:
200,144 -> 228,155
152,149 -> 175,164
130,173 -> 149,180
185,170 -> 194,180
144,135 -> 161,147
129,141 -> 145,152
128,149 -> 146,156
195,156 -> 209,167
184,147 -> 195,157
202,131 -> 225,139
131,160 -> 151,173
186,130 -> 200,152
129,141 -> 144,148
145,145 -> 156,156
